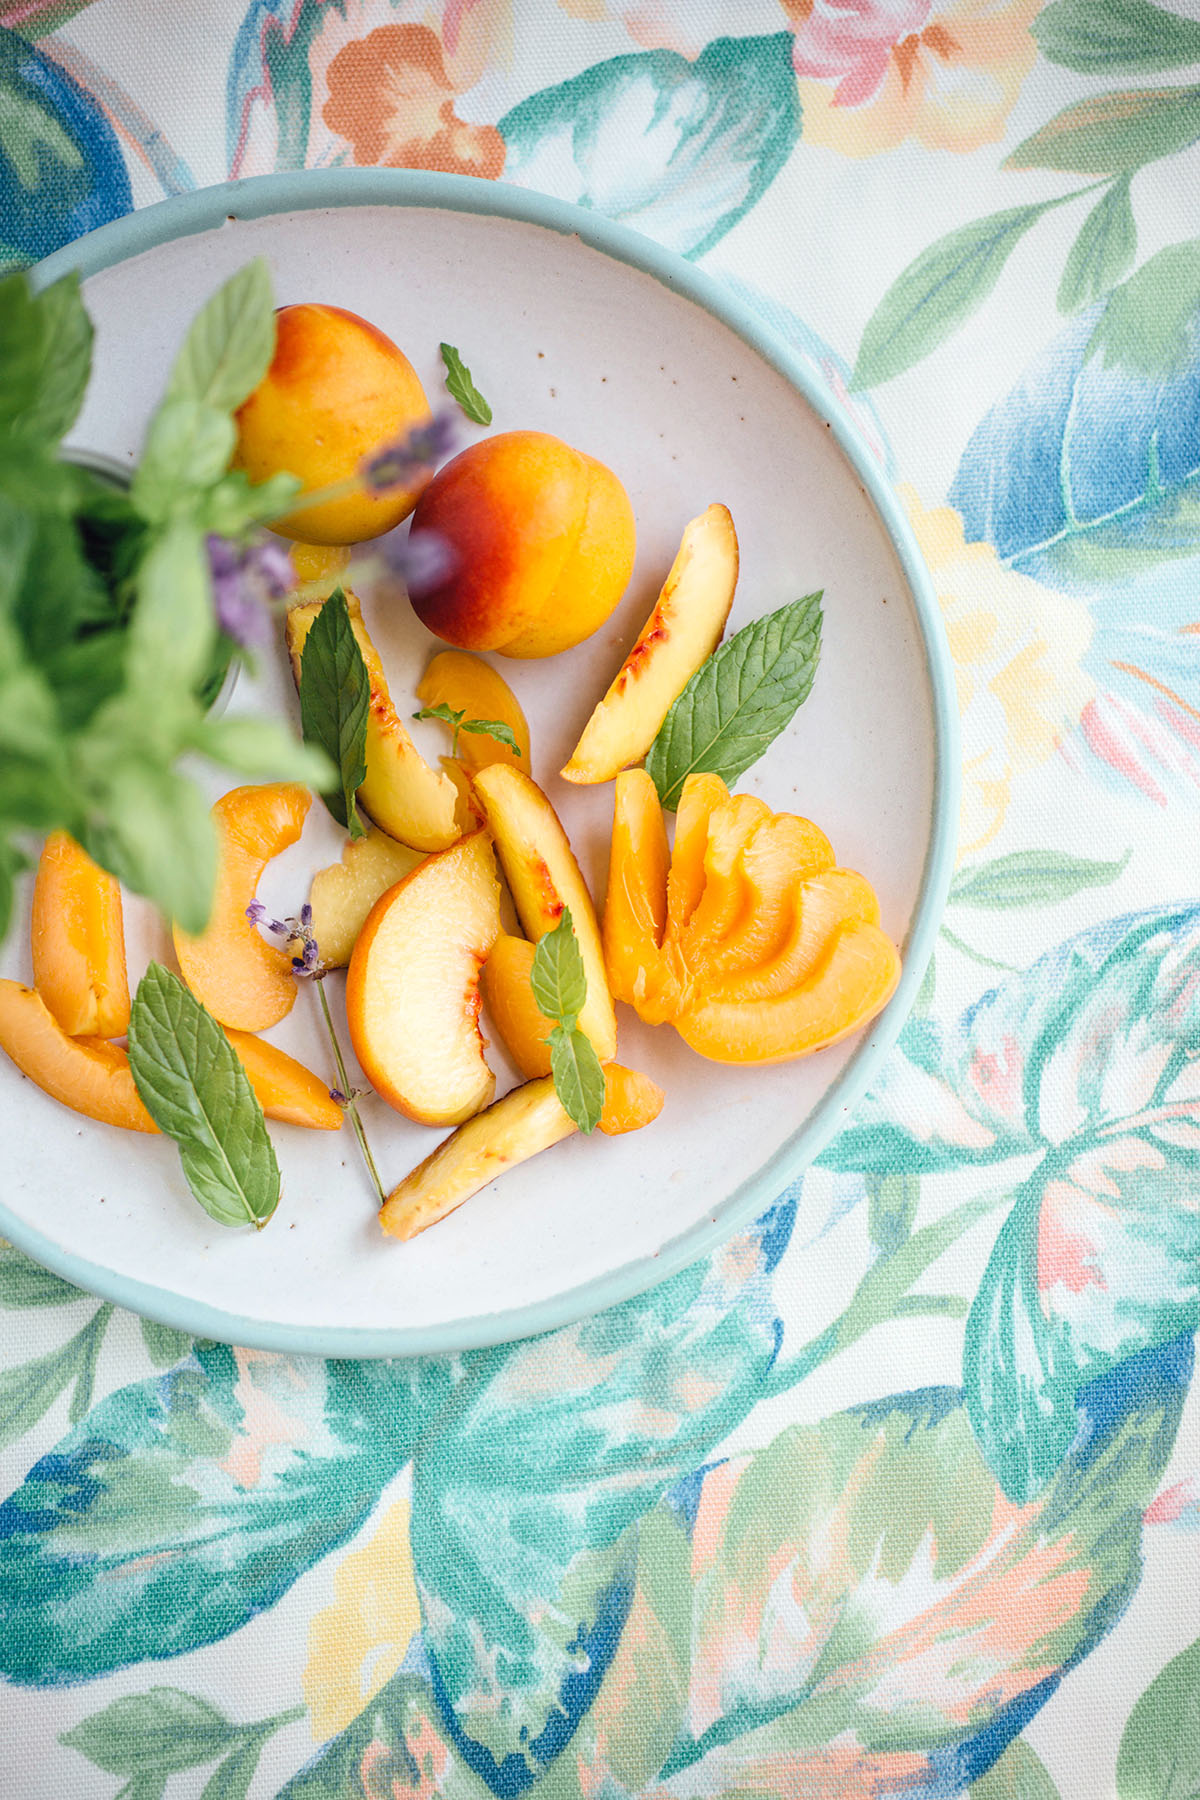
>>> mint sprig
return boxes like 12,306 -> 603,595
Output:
128,963 -> 280,1229
412,702 -> 520,759
529,908 -> 605,1134
439,342 -> 492,426
298,588 -> 371,836
644,592 -> 823,810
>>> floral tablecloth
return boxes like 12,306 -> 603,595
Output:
4,3 -> 1200,1796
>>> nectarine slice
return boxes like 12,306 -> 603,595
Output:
0,980 -> 156,1132
472,764 -> 617,1060
307,828 -> 425,969
31,832 -> 130,1038
224,1030 -> 344,1131
379,1062 -> 661,1240
416,651 -> 530,774
562,504 -> 738,784
286,596 -> 459,852
480,935 -> 553,1079
173,784 -> 311,1033
346,829 -> 501,1126
674,920 -> 900,1064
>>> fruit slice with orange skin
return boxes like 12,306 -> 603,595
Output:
416,651 -> 530,775
562,504 -> 738,784
379,1062 -> 662,1240
174,784 -> 311,1032
0,980 -> 157,1132
224,1030 -> 344,1130
286,595 -> 460,853
663,773 -> 730,950
480,935 -> 553,1079
596,1064 -> 665,1136
472,764 -> 617,1060
346,829 -> 501,1127
308,828 -> 425,969
602,770 -> 678,1025
674,920 -> 900,1064
31,832 -> 130,1038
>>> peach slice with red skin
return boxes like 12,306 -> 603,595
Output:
379,1063 -> 665,1241
562,504 -> 738,784
31,832 -> 130,1038
173,784 -> 311,1033
346,829 -> 502,1126
416,650 -> 531,775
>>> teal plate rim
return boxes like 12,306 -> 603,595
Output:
21,168 -> 961,1358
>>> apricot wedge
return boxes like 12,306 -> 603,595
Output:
480,934 -> 553,1079
31,832 -> 130,1038
664,773 -> 730,948
174,784 -> 311,1033
308,828 -> 425,968
286,595 -> 459,852
379,1062 -> 663,1240
603,769 -> 678,1025
224,1030 -> 344,1130
416,650 -> 530,774
674,919 -> 900,1064
0,980 -> 156,1132
562,504 -> 738,784
346,829 -> 501,1126
472,764 -> 617,1060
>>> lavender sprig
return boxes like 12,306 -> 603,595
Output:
207,534 -> 293,648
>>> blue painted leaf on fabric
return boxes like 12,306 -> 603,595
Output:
408,1194 -> 794,1790
661,1347 -> 1187,1796
964,905 -> 1200,1501
0,1345 -> 449,1685
0,27 -> 131,267
499,35 -> 798,260
948,298 -> 1200,585
226,1 -> 327,177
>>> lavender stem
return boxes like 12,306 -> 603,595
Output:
316,980 -> 387,1209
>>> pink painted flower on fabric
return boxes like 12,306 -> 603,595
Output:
785,0 -> 1042,157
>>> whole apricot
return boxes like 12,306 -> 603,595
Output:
234,304 -> 432,544
408,430 -> 635,658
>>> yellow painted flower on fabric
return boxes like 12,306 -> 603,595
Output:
903,488 -> 1094,856
785,0 -> 1042,157
303,1500 -> 422,1742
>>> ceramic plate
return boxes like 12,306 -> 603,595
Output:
11,171 -> 958,1355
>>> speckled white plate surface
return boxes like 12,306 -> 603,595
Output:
12,171 -> 957,1355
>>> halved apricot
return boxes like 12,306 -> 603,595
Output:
0,980 -> 156,1132
224,1030 -> 345,1130
174,784 -> 311,1032
31,833 -> 130,1039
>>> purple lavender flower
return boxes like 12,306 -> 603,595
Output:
246,898 -> 322,978
377,527 -> 458,598
360,411 -> 458,497
207,534 -> 293,647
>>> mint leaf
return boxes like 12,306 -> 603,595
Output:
413,703 -> 521,757
27,272 -> 92,443
166,259 -> 277,414
77,760 -> 217,934
530,907 -> 588,1026
0,271 -> 47,427
440,342 -> 492,425
645,591 -> 823,810
128,964 -> 280,1230
125,516 -> 216,696
548,1025 -> 605,1136
132,399 -> 236,523
298,587 -> 370,836
190,713 -> 333,789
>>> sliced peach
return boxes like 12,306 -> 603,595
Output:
224,1029 -> 344,1130
602,770 -> 678,1025
472,764 -> 617,1060
664,773 -> 730,949
416,650 -> 530,774
675,921 -> 901,1065
562,504 -> 738,784
0,980 -> 156,1132
308,828 -> 425,969
346,829 -> 501,1126
31,832 -> 130,1038
480,934 -> 553,1079
597,1064 -> 665,1136
379,1062 -> 660,1240
174,784 -> 311,1032
286,595 -> 460,852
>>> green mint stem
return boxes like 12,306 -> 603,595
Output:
316,979 -> 386,1208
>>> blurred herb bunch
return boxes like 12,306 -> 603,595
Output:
0,258 -> 331,941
